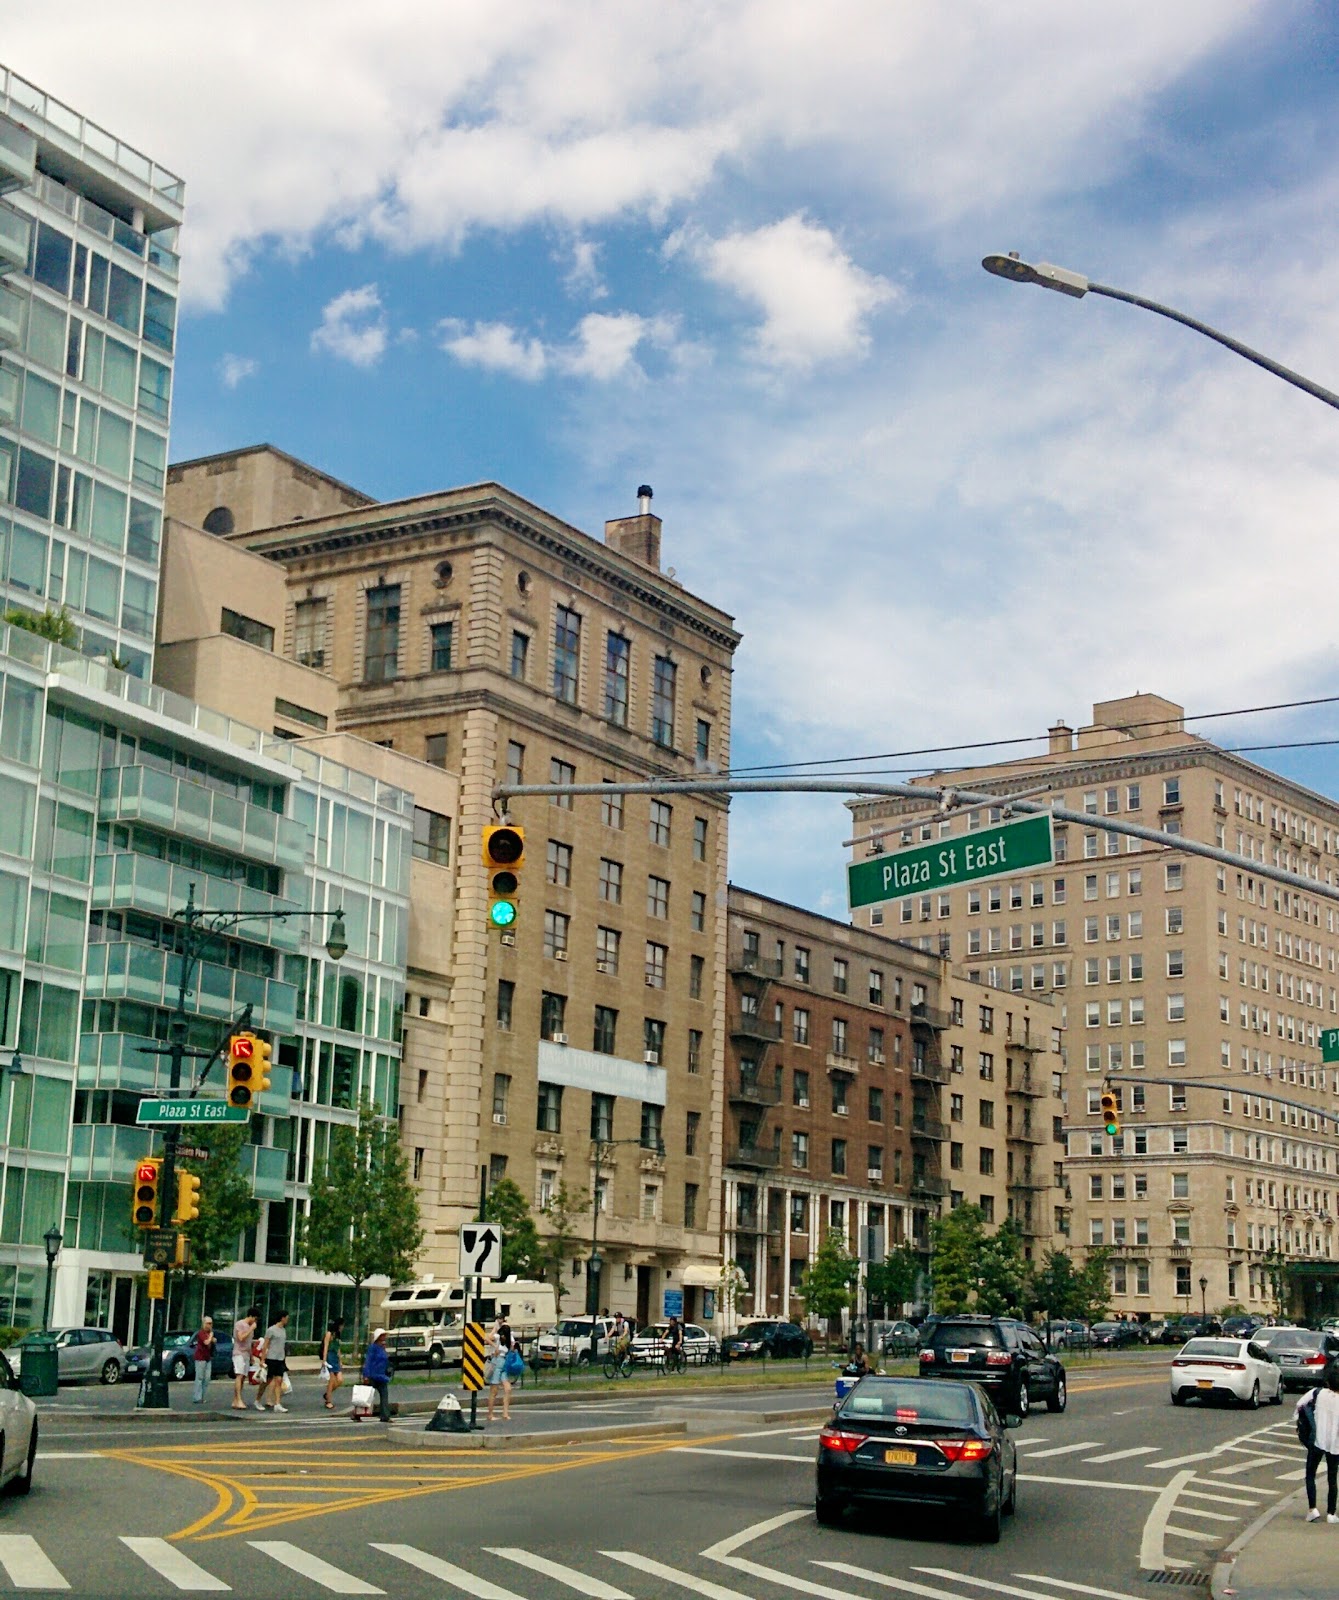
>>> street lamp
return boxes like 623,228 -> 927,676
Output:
41,1226 -> 61,1331
981,252 -> 1339,412
1199,1274 -> 1208,1320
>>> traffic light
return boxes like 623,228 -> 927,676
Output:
1100,1088 -> 1121,1138
227,1032 -> 257,1109
174,1170 -> 202,1224
133,1158 -> 161,1229
483,824 -> 525,928
251,1035 -> 273,1099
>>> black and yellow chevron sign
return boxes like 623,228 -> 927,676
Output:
461,1322 -> 486,1391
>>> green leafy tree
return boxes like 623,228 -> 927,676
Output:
975,1219 -> 1028,1316
799,1228 -> 860,1339
866,1246 -> 921,1316
1073,1248 -> 1113,1326
164,1124 -> 261,1325
718,1260 -> 748,1328
929,1204 -> 987,1314
303,1098 -> 423,1350
482,1178 -> 543,1278
1028,1249 -> 1083,1320
538,1180 -> 588,1308
4,605 -> 77,647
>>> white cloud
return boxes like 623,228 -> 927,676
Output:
561,312 -> 676,379
310,285 -> 388,367
217,354 -> 257,389
438,320 -> 548,381
563,238 -> 608,300
687,215 -> 895,368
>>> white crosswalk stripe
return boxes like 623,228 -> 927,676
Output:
1082,1446 -> 1160,1464
915,1569 -> 1145,1600
373,1545 -> 528,1597
1012,1575 -> 1147,1600
249,1541 -> 384,1595
0,1535 -> 69,1590
121,1537 -> 231,1592
486,1547 -> 633,1598
1019,1442 -> 1103,1460
603,1550 -> 758,1600
815,1562 -> 974,1600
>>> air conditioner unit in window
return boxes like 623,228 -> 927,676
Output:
644,1050 -> 660,1066
555,949 -> 568,962
796,1097 -> 810,1109
867,1168 -> 883,1182
551,1033 -> 569,1045
492,1113 -> 507,1125
596,961 -> 611,974
500,932 -> 516,947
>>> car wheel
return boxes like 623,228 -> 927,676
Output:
169,1356 -> 190,1382
8,1425 -> 35,1497
1246,1381 -> 1260,1410
1012,1383 -> 1030,1420
100,1359 -> 121,1386
815,1494 -> 844,1527
1047,1375 -> 1067,1414
426,1347 -> 444,1371
1003,1465 -> 1017,1515
977,1491 -> 1002,1544
1271,1379 -> 1284,1405
575,1351 -> 590,1366
1171,1388 -> 1187,1405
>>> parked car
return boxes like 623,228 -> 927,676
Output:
1222,1316 -> 1265,1339
721,1320 -> 813,1361
534,1317 -> 616,1367
1042,1320 -> 1089,1350
1161,1315 -> 1222,1345
817,1374 -> 1017,1541
1170,1337 -> 1283,1408
1140,1320 -> 1170,1345
1253,1327 -> 1339,1391
879,1321 -> 921,1357
0,1353 -> 37,1494
7,1328 -> 124,1385
629,1323 -> 719,1366
919,1315 -> 1066,1420
1089,1321 -> 1142,1349
124,1329 -> 235,1384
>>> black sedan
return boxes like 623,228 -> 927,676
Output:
721,1320 -> 813,1360
1089,1321 -> 1142,1349
124,1330 -> 234,1383
816,1375 -> 1017,1542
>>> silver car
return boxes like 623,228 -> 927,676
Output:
9,1328 -> 125,1385
1255,1327 -> 1339,1391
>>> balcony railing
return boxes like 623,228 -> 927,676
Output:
730,1013 -> 783,1042
911,1119 -> 948,1142
911,1057 -> 950,1085
727,1144 -> 781,1171
1008,1174 -> 1050,1191
910,1002 -> 950,1031
825,1051 -> 859,1073
1007,1073 -> 1046,1097
728,951 -> 784,980
1007,1123 -> 1046,1144
729,1077 -> 782,1107
911,1174 -> 950,1198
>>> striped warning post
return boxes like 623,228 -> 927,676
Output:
461,1322 -> 486,1391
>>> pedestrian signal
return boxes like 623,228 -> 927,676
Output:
133,1158 -> 162,1229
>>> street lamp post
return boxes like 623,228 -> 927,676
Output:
1199,1275 -> 1208,1321
41,1226 -> 61,1331
137,885 -> 347,1410
981,252 -> 1339,412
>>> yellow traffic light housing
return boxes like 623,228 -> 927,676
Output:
227,1032 -> 258,1110
133,1158 -> 162,1229
174,1170 -> 202,1224
251,1035 -> 273,1098
483,824 -> 525,928
1100,1088 -> 1121,1138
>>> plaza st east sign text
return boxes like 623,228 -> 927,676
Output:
847,812 -> 1054,910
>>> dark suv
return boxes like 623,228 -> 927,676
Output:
721,1320 -> 813,1361
919,1315 -> 1066,1419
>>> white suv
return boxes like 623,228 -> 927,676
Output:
535,1317 -> 616,1367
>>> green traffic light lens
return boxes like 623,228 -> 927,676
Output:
490,900 -> 517,927
1104,1121 -> 1119,1136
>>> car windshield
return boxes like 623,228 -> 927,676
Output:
844,1380 -> 977,1425
737,1323 -> 772,1338
555,1321 -> 595,1337
935,1325 -> 1001,1349
1182,1339 -> 1243,1359
1092,1324 -> 1120,1333
1272,1333 -> 1320,1351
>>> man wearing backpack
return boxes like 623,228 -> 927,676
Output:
1296,1362 -> 1339,1521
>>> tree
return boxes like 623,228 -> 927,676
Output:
303,1098 -> 423,1350
798,1228 -> 860,1338
1073,1248 -> 1113,1326
718,1260 -> 748,1329
174,1124 -> 261,1301
482,1179 -> 542,1278
537,1180 -> 588,1307
4,605 -> 77,647
929,1204 -> 987,1314
1028,1250 -> 1083,1321
866,1245 -> 921,1316
975,1219 -> 1028,1316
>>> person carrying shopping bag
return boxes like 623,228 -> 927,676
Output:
1296,1362 -> 1339,1521
321,1317 -> 345,1411
485,1313 -> 514,1423
360,1327 -> 392,1423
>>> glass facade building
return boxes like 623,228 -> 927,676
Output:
0,631 -> 411,1343
0,63 -> 184,679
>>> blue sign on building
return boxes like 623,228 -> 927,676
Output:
663,1288 -> 684,1319
702,1289 -> 715,1321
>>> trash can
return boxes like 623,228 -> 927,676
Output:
19,1335 -> 58,1399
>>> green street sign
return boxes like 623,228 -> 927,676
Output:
1322,1029 -> 1339,1064
136,1099 -> 250,1126
848,812 -> 1054,910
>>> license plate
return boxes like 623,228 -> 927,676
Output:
951,1349 -> 970,1363
885,1448 -> 917,1465
1197,1379 -> 1213,1389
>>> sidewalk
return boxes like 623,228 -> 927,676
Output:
1214,1489 -> 1335,1600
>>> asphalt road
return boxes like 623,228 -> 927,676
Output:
4,1358 -> 1308,1598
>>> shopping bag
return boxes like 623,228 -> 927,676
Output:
351,1383 -> 376,1417
281,1373 -> 293,1395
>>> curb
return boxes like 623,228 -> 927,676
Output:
379,1419 -> 689,1451
1211,1485 -> 1304,1599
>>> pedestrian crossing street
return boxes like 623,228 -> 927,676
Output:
0,1535 -> 1167,1597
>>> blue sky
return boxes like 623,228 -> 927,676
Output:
8,1 -> 1339,916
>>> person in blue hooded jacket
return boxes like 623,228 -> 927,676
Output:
361,1327 -> 392,1423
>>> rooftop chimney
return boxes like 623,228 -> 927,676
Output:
605,484 -> 662,570
1048,720 -> 1073,754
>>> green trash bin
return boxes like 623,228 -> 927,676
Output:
19,1335 -> 58,1399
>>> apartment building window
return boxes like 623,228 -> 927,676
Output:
510,630 -> 529,680
868,1145 -> 883,1179
950,1093 -> 964,1122
979,1099 -> 995,1128
596,925 -> 620,973
413,808 -> 451,865
553,605 -> 581,703
492,1074 -> 510,1121
684,1183 -> 699,1229
544,911 -> 570,960
651,655 -> 677,746
547,840 -> 573,886
645,941 -> 668,988
868,1026 -> 884,1064
1163,779 -> 1180,805
430,621 -> 454,671
598,859 -> 623,903
293,597 -> 326,668
689,890 -> 706,933
696,719 -> 711,762
590,1091 -> 614,1140
793,1007 -> 810,1045
640,1102 -> 663,1151
1167,992 -> 1185,1022
831,1075 -> 849,1115
868,1086 -> 883,1121
867,967 -> 884,1006
831,1017 -> 848,1057
791,1194 -> 808,1231
795,946 -> 811,983
687,1029 -> 702,1073
647,876 -> 670,919
792,1131 -> 809,1170
686,1110 -> 701,1156
831,1139 -> 847,1176
979,1147 -> 994,1176
604,632 -> 630,725
950,1142 -> 964,1170
1172,1171 -> 1189,1199
601,784 -> 624,830
424,733 -> 448,767
537,1167 -> 556,1209
833,958 -> 848,994
593,1007 -> 617,1055
496,980 -> 514,1030
980,1005 -> 994,1032
649,801 -> 672,848
644,1018 -> 666,1061
364,584 -> 400,683
1168,1040 -> 1187,1068
536,1082 -> 563,1133
1167,949 -> 1185,978
689,954 -> 704,999
793,1068 -> 810,1107
641,1184 -> 660,1222
980,1196 -> 995,1223
506,741 -> 525,786
978,1052 -> 994,1080
550,757 -> 575,807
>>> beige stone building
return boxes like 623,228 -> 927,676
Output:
849,692 -> 1339,1324
163,450 -> 740,1324
725,888 -> 1065,1327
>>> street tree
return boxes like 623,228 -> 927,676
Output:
929,1204 -> 987,1314
975,1219 -> 1028,1316
1073,1247 -> 1113,1326
717,1260 -> 748,1329
799,1228 -> 860,1341
303,1098 -> 423,1350
866,1245 -> 921,1316
482,1179 -> 543,1278
1028,1250 -> 1083,1320
538,1180 -> 588,1307
170,1124 -> 260,1321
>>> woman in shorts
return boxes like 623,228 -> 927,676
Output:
321,1317 -> 345,1410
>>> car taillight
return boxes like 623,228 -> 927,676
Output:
1304,1352 -> 1328,1365
1172,1359 -> 1187,1367
919,1348 -> 935,1363
819,1428 -> 867,1454
1223,1362 -> 1245,1371
985,1351 -> 1012,1367
937,1439 -> 992,1463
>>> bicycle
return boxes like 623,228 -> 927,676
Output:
603,1347 -> 634,1379
663,1346 -> 687,1376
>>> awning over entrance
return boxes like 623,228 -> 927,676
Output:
679,1264 -> 720,1288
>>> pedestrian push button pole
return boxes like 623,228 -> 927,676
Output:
483,824 -> 525,928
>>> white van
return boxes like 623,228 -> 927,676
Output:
379,1277 -> 557,1370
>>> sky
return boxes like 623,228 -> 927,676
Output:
7,1 -> 1339,917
